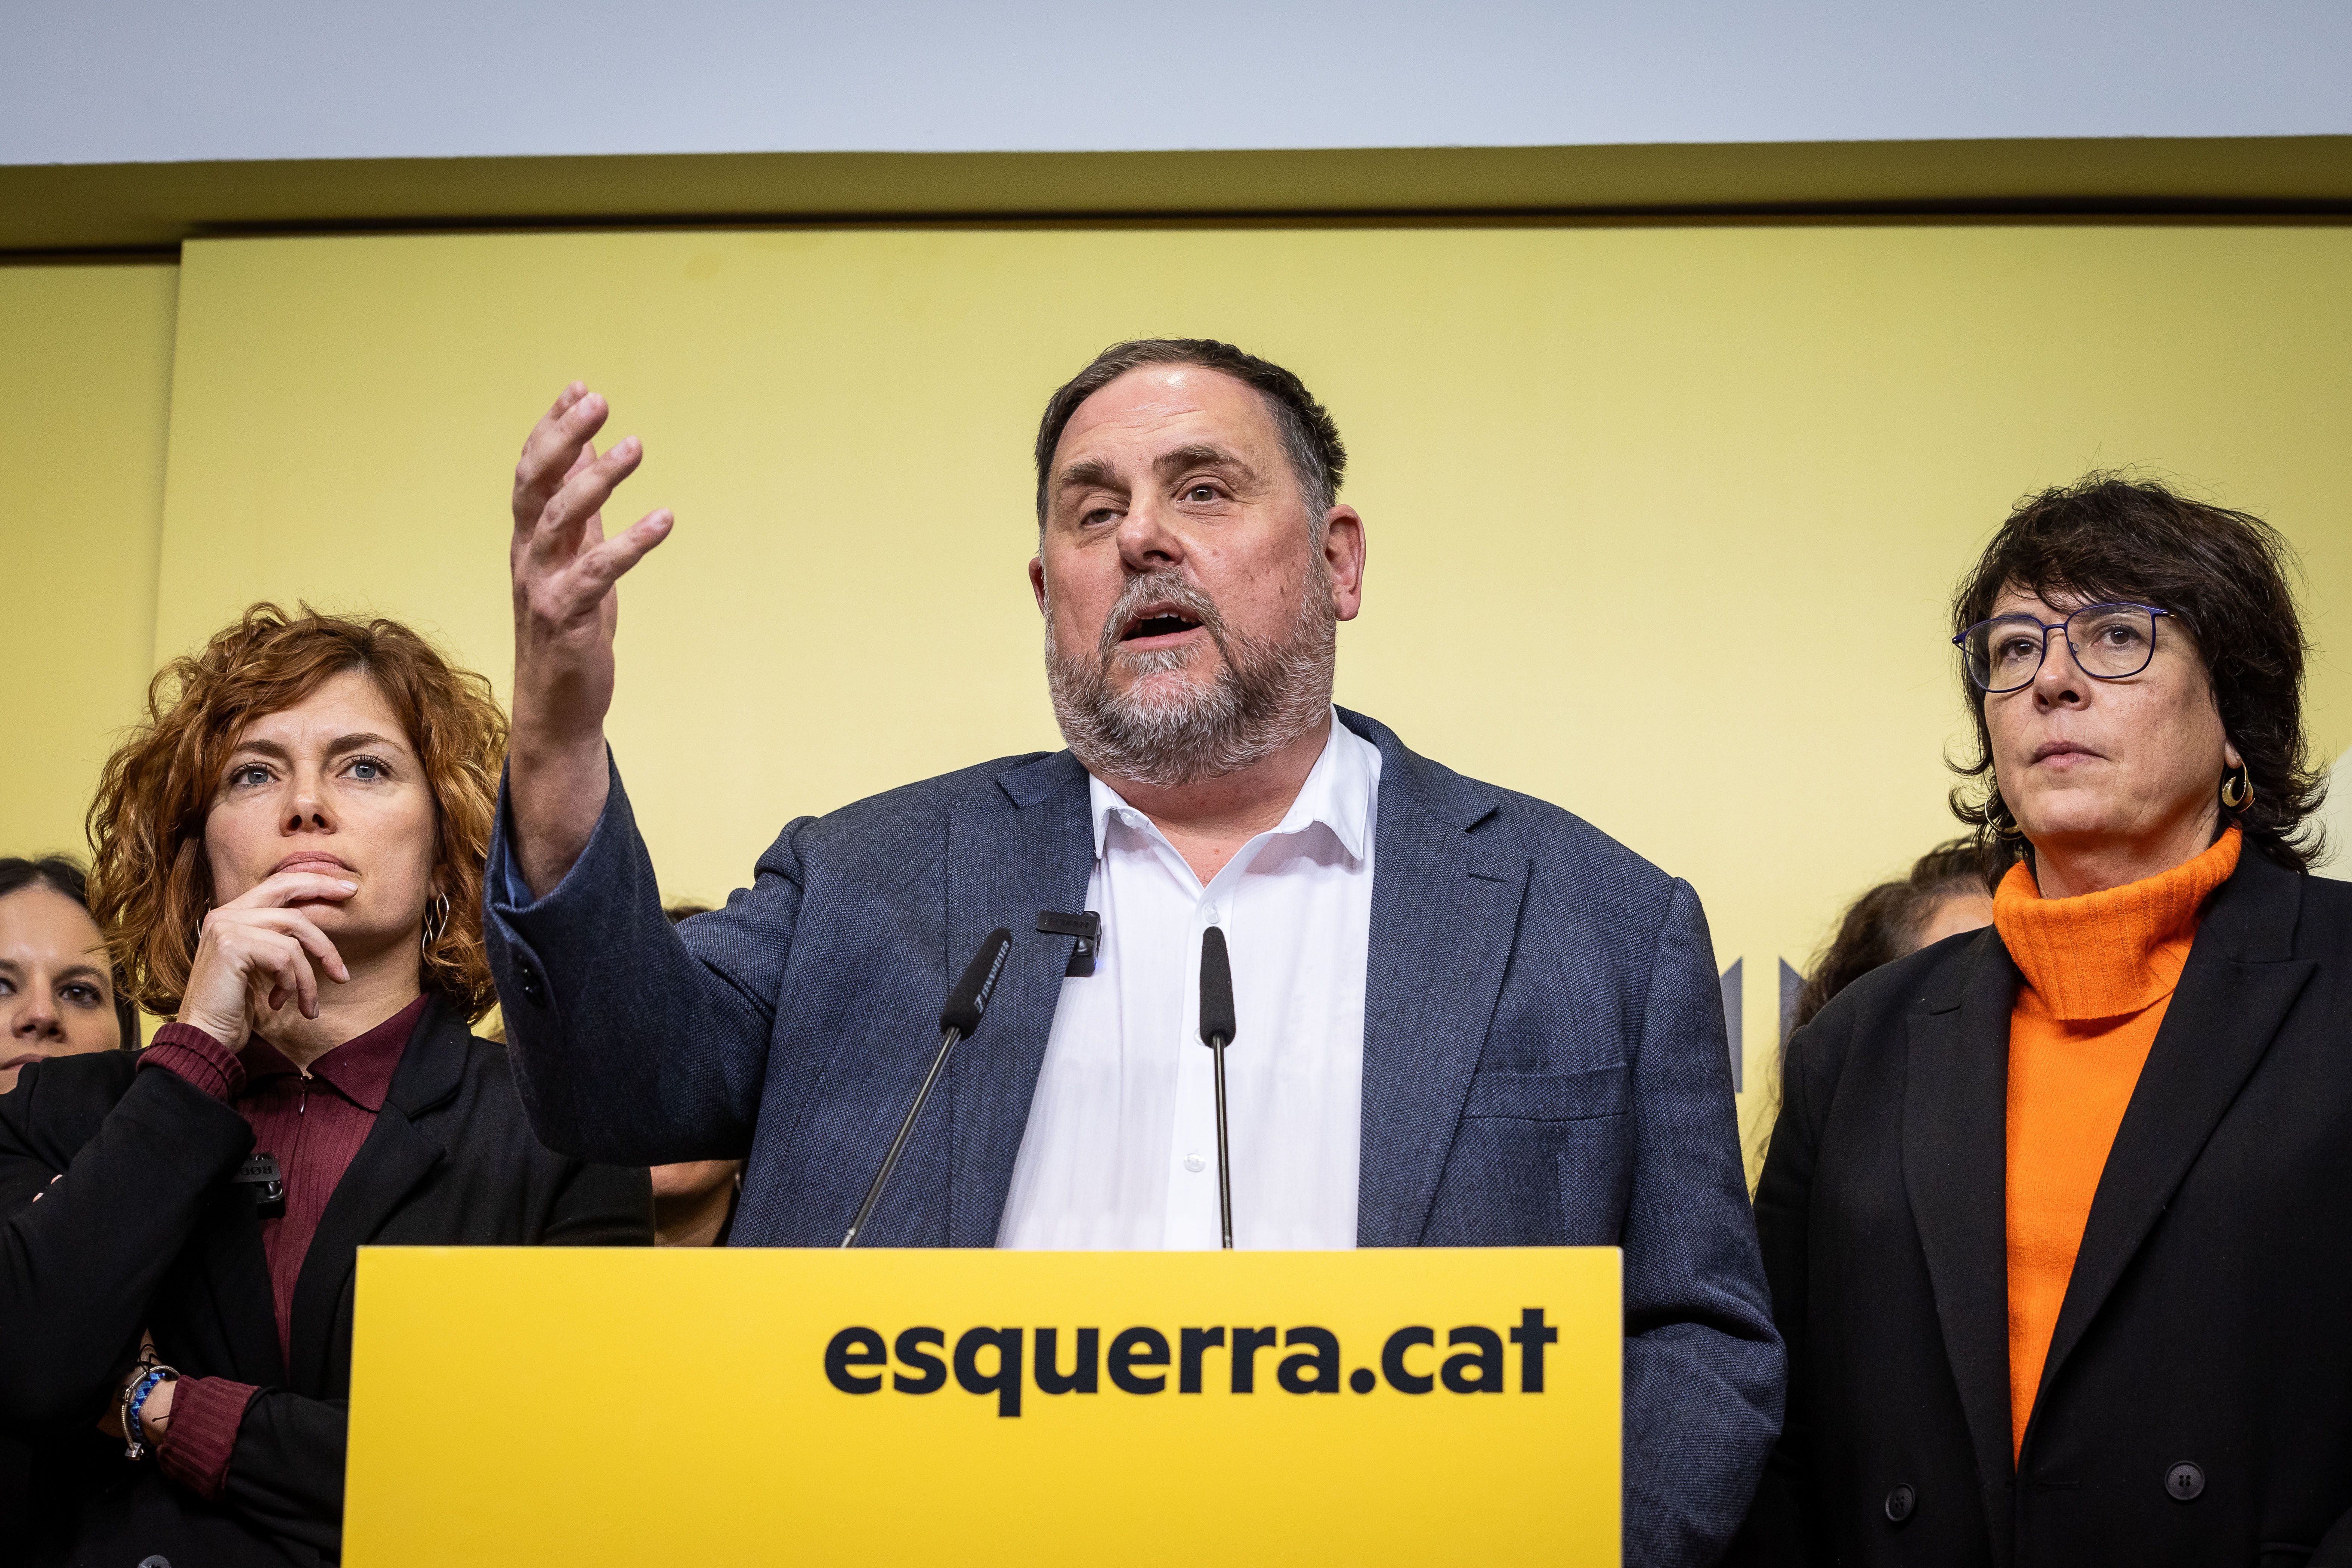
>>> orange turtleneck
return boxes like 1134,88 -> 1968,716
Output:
1997,825 -> 2241,1459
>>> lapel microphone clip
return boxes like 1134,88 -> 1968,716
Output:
1035,910 -> 1101,977
234,1152 -> 287,1218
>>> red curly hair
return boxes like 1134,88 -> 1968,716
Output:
87,603 -> 507,1022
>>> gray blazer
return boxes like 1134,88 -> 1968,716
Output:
485,708 -> 1781,1567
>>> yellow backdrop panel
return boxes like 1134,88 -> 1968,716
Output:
153,226 -> 2352,1154
0,262 -> 177,857
345,1244 -> 1620,1566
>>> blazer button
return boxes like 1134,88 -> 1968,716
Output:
139,1558 -> 172,1568
2166,1461 -> 2205,1501
516,957 -> 544,1003
1884,1483 -> 1917,1524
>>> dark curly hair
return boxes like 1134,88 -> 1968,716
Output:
1948,475 -> 2324,876
1033,338 -> 1347,532
86,603 -> 509,1022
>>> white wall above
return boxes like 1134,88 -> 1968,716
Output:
4,0 -> 2350,167
2317,747 -> 2352,880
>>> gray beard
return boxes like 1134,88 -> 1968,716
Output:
1045,566 -> 1336,790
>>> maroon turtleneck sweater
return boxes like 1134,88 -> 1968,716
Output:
136,995 -> 429,1499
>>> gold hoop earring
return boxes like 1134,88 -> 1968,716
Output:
2221,763 -> 2254,812
1990,799 -> 2026,840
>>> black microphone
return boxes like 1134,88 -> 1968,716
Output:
940,929 -> 1012,1037
1198,926 -> 1237,1250
842,927 -> 1013,1247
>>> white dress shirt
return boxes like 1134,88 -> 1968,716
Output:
996,713 -> 1381,1251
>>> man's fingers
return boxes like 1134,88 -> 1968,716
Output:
543,381 -> 588,424
528,508 -> 669,627
570,510 -> 675,595
525,437 -> 644,567
513,387 -> 611,525
515,391 -> 599,508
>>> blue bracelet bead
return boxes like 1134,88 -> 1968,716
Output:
127,1368 -> 171,1454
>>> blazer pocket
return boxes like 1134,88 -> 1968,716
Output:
1463,1063 -> 1630,1122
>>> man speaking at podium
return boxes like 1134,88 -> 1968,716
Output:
485,339 -> 1779,1565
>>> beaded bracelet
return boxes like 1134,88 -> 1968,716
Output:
115,1349 -> 160,1459
122,1364 -> 178,1461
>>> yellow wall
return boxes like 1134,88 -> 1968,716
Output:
11,226 -> 2348,1157
148,225 -> 2352,1154
0,262 -> 177,858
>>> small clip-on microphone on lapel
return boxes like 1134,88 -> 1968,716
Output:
233,1152 -> 287,1218
1035,910 -> 1101,976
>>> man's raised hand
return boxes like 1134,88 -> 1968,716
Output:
510,383 -> 673,746
507,383 -> 673,896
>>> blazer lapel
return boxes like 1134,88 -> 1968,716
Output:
942,751 -> 1095,1247
1902,929 -> 2019,1554
186,1188 -> 289,1386
1351,712 -> 1527,1247
285,1002 -> 460,1394
2034,856 -> 2315,1419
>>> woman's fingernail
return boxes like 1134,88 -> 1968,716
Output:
339,880 -> 358,891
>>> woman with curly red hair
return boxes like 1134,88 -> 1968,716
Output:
0,603 -> 648,1567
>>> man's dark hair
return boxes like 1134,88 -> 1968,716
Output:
0,854 -> 142,1048
1032,339 -> 1346,531
1948,474 -> 2324,875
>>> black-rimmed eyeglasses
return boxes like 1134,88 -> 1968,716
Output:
1953,602 -> 2172,694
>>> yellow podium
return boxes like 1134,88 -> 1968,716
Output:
345,1246 -> 1620,1565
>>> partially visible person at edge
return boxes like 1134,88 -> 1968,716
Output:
487,339 -> 1780,1565
1731,477 -> 2351,1565
0,604 -> 651,1568
2,857 -> 141,1094
0,856 -> 142,1568
1787,840 -> 1993,1037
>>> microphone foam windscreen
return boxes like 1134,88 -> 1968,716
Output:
1198,925 -> 1236,1045
940,928 -> 1014,1036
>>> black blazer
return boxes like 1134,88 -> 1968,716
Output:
1733,852 -> 2352,1568
0,997 -> 651,1567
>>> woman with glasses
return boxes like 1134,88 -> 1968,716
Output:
1731,476 -> 2349,1566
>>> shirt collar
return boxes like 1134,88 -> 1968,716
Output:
1085,709 -> 1380,865
239,993 -> 429,1110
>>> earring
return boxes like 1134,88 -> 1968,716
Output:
1990,798 -> 2026,840
2221,763 -> 2254,812
421,891 -> 451,950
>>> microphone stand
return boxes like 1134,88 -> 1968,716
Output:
1209,1026 -> 1234,1250
841,1022 -> 963,1248
842,927 -> 1013,1248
